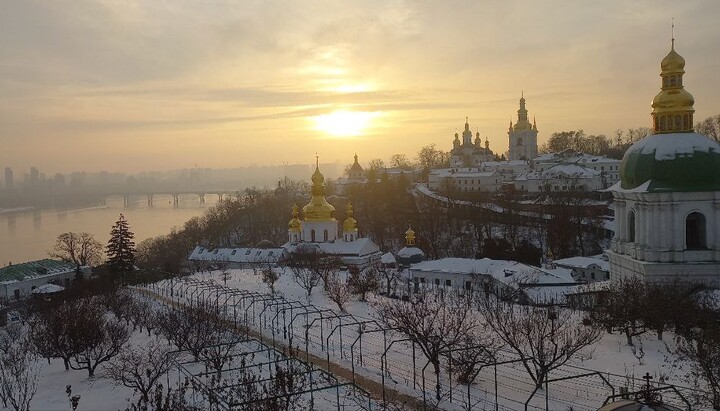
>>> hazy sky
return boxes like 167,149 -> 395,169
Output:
2,0 -> 720,174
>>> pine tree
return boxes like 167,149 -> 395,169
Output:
106,214 -> 136,273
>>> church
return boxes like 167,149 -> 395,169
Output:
608,38 -> 720,283
284,159 -> 381,268
449,118 -> 495,167
508,93 -> 539,161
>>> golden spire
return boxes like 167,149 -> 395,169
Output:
288,203 -> 301,232
342,202 -> 358,233
405,225 -> 416,246
514,93 -> 532,131
651,26 -> 695,134
303,157 -> 336,221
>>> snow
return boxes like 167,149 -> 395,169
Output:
629,132 -> 720,161
381,252 -> 396,264
554,255 -> 610,271
31,283 -> 65,294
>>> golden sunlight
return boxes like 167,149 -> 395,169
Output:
312,110 -> 380,137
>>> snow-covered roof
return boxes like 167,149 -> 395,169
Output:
0,259 -> 76,284
409,257 -> 576,288
188,246 -> 285,263
397,247 -> 424,258
629,132 -> 720,161
381,252 -> 396,264
429,168 -> 496,178
553,256 -> 610,271
517,163 -> 601,181
282,237 -> 380,257
31,283 -> 65,294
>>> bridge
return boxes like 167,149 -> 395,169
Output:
97,190 -> 240,207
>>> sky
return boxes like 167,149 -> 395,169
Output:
1,0 -> 720,174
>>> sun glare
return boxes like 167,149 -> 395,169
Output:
312,110 -> 379,137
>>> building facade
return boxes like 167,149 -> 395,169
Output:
608,40 -> 720,283
508,94 -> 539,161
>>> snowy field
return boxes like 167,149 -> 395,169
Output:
145,268 -> 709,410
10,267 -> 711,411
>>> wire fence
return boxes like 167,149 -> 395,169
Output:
140,277 -> 708,411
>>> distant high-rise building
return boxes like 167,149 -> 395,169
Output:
507,93 -> 539,161
30,167 -> 39,184
4,167 -> 13,190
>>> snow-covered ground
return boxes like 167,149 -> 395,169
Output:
148,267 -> 709,410
15,267 -> 710,411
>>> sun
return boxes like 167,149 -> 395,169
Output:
312,110 -> 379,137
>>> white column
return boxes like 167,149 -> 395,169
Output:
615,200 -> 626,243
671,203 -> 682,250
636,203 -> 646,248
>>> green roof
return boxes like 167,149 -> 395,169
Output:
620,132 -> 720,192
0,259 -> 76,283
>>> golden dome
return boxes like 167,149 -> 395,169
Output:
288,203 -> 302,232
303,161 -> 336,222
405,226 -> 416,246
343,202 -> 358,233
651,40 -> 695,134
661,44 -> 685,73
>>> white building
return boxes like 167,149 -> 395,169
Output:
284,160 -> 382,269
552,255 -> 610,282
514,163 -> 605,193
533,150 -> 621,188
187,245 -> 287,269
608,40 -> 720,283
0,259 -> 84,300
449,118 -> 495,167
407,257 -> 579,305
508,94 -> 539,161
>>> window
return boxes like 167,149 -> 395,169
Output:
213,249 -> 218,255
591,272 -> 596,280
434,278 -> 440,286
268,251 -> 274,256
445,279 -> 452,287
627,210 -> 636,242
517,137 -> 523,146
323,229 -> 329,242
311,229 -> 316,242
231,250 -> 237,255
245,249 -> 251,255
686,212 -> 707,249
14,289 -> 20,300
419,278 -> 425,283
198,248 -> 204,254
465,281 -> 472,291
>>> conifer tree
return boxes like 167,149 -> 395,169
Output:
106,214 -> 136,273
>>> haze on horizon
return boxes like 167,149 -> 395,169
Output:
1,0 -> 719,174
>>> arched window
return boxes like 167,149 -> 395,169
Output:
627,210 -> 636,242
311,229 -> 316,242
683,114 -> 689,130
675,115 -> 682,130
323,229 -> 329,242
659,116 -> 666,131
686,212 -> 707,249
517,137 -> 523,146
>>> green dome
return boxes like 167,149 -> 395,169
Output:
620,132 -> 720,192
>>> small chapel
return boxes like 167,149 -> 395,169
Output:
608,37 -> 720,283
284,159 -> 381,268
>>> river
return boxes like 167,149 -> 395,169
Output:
0,196 -> 219,265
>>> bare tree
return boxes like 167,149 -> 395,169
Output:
0,328 -> 41,411
105,339 -> 179,402
325,272 -> 353,312
444,332 -> 501,385
374,292 -> 481,400
348,266 -> 380,301
284,246 -> 323,297
478,297 -> 602,389
50,232 -> 103,273
70,316 -> 130,377
590,277 -> 648,346
261,267 -> 280,294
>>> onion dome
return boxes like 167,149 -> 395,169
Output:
651,40 -> 694,134
348,153 -> 364,176
397,226 -> 425,267
288,204 -> 302,232
620,40 -> 720,192
343,202 -> 358,233
303,159 -> 336,221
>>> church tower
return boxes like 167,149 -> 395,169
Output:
297,158 -> 338,243
608,35 -> 720,283
508,93 -> 539,161
342,202 -> 358,242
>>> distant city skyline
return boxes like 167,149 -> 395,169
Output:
2,0 -> 720,173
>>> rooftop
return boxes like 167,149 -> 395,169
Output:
0,259 -> 76,284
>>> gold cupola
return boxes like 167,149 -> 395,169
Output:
405,226 -> 416,246
302,158 -> 336,222
651,37 -> 695,133
342,202 -> 358,238
288,203 -> 302,232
